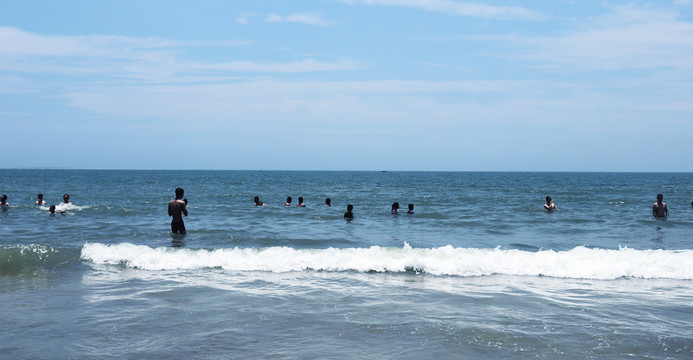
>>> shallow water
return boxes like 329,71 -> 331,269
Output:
1,170 -> 692,358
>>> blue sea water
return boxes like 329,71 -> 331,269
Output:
1,170 -> 692,358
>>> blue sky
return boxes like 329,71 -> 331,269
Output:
1,0 -> 692,171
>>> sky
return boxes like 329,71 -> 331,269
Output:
1,0 -> 692,171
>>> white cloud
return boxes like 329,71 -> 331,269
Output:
203,59 -> 364,73
0,26 -> 356,78
342,0 -> 542,20
471,5 -> 693,71
0,26 -> 250,58
264,12 -> 332,26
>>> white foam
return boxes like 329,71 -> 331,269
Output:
55,204 -> 89,211
80,243 -> 693,280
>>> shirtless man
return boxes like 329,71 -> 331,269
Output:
284,197 -> 292,206
652,194 -> 668,219
168,187 -> 188,234
62,194 -> 73,205
544,196 -> 557,211
296,196 -> 306,207
35,193 -> 46,205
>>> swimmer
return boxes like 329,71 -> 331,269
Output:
168,187 -> 188,235
49,205 -> 66,214
407,203 -> 414,214
35,193 -> 46,205
325,198 -> 332,207
296,196 -> 306,207
544,196 -> 557,211
0,194 -> 9,207
652,194 -> 668,219
344,204 -> 354,220
391,202 -> 399,214
284,196 -> 292,206
62,194 -> 73,205
254,196 -> 266,206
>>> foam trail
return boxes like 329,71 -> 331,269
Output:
54,204 -> 89,211
80,243 -> 693,280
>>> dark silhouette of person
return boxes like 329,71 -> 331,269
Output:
653,194 -> 668,218
168,187 -> 188,234
344,204 -> 354,220
544,196 -> 557,211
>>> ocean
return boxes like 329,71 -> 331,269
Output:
1,169 -> 692,359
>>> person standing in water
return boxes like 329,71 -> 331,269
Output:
168,187 -> 188,234
344,204 -> 354,220
653,194 -> 669,219
62,194 -> 73,205
35,194 -> 46,205
325,198 -> 332,207
1,194 -> 9,207
544,196 -> 557,211
296,197 -> 306,207
407,203 -> 414,214
391,202 -> 400,214
284,197 -> 292,206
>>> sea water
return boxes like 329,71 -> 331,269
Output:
1,170 -> 692,359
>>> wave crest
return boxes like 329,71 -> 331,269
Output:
80,243 -> 693,280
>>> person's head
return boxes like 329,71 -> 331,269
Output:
49,205 -> 55,213
325,198 -> 331,205
546,196 -> 552,204
347,204 -> 353,212
286,196 -> 292,203
63,194 -> 70,202
175,188 -> 184,199
298,196 -> 304,203
37,193 -> 43,200
254,196 -> 260,204
657,194 -> 663,202
408,203 -> 414,211
392,202 -> 399,210
0,194 -> 6,203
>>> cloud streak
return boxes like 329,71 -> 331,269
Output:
0,26 -> 250,58
464,5 -> 693,71
265,12 -> 332,26
0,27 -> 359,78
342,0 -> 542,20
